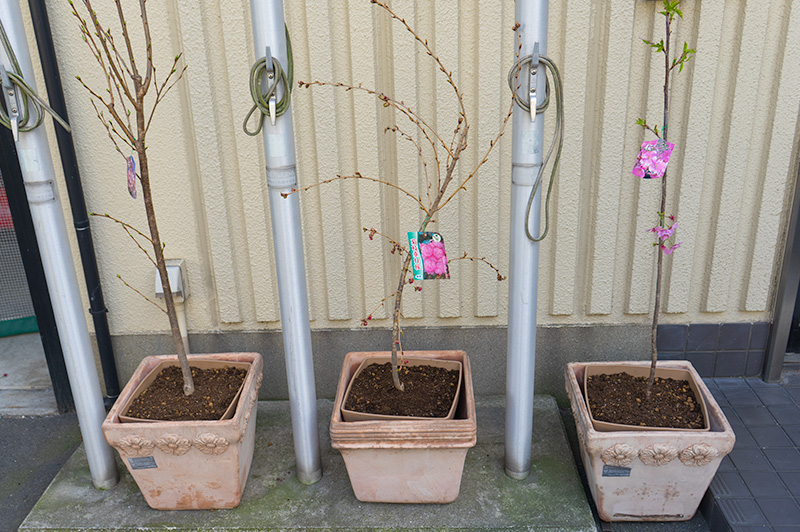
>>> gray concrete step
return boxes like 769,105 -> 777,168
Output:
20,396 -> 596,531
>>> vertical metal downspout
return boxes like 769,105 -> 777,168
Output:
764,157 -> 800,381
0,2 -> 117,489
26,0 -> 120,403
505,0 -> 548,480
248,0 -> 322,484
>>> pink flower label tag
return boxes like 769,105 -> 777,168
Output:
633,140 -> 674,179
126,156 -> 137,199
408,232 -> 450,280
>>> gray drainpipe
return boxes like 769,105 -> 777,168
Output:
505,0 -> 548,480
0,1 -> 118,490
248,0 -> 323,485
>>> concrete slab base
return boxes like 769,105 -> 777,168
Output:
0,334 -> 57,416
20,396 -> 596,531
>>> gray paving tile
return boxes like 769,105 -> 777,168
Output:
733,406 -> 777,426
779,471 -> 800,496
755,497 -> 800,528
768,404 -> 800,425
717,455 -> 736,472
783,424 -> 800,446
732,426 -> 757,450
706,383 -> 730,407
744,377 -> 773,389
739,470 -> 790,497
716,498 -> 768,526
722,406 -> 744,427
722,388 -> 763,408
709,472 -> 751,498
764,448 -> 800,471
752,386 -> 795,406
786,386 -> 800,403
748,425 -> 794,448
716,378 -> 749,390
728,449 -> 773,471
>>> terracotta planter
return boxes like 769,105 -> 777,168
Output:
340,355 -> 463,421
102,352 -> 263,510
583,363 -> 711,432
565,361 -> 735,522
330,350 -> 476,503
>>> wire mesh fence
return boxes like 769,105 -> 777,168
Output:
0,171 -> 36,334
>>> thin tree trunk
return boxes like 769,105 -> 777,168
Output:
137,143 -> 194,395
648,14 -> 672,391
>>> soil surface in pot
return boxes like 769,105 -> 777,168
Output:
125,365 -> 247,421
344,362 -> 459,417
586,372 -> 705,429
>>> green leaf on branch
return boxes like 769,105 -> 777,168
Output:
643,39 -> 665,53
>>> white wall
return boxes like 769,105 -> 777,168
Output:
28,0 -> 800,340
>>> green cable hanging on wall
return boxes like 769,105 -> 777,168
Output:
0,19 -> 69,140
243,25 -> 293,136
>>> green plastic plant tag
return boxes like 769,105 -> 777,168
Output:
408,232 -> 450,280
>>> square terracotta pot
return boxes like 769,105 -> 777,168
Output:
102,352 -> 263,510
340,355 -> 463,421
330,350 -> 476,503
565,361 -> 735,522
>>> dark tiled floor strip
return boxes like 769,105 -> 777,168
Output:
701,375 -> 800,531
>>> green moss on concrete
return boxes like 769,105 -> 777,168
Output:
20,398 -> 595,531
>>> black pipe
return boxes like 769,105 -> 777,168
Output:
27,0 -> 120,403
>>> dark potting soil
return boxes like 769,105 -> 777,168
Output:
124,365 -> 247,421
344,362 -> 460,418
585,372 -> 705,429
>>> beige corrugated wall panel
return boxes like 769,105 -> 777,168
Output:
174,1 -> 245,324
746,0 -> 800,312
47,0 -> 800,337
664,0 -> 724,315
704,1 -> 770,313
217,1 -> 281,324
474,0 -> 512,318
348,0 -> 390,321
548,0 -> 591,317
587,0 -> 635,316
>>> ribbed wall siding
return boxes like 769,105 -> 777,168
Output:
38,0 -> 800,337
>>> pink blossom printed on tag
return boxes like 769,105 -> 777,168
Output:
632,140 -> 674,180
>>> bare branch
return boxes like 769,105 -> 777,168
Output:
386,124 -> 432,206
448,252 -> 506,281
363,227 -> 409,257
283,172 -> 430,215
116,274 -> 167,314
299,80 -> 451,159
90,212 -> 157,267
439,98 -> 514,210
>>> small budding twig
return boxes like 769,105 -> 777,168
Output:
282,172 -> 429,215
90,212 -> 160,268
363,227 -> 409,256
449,253 -> 506,281
116,274 -> 167,315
